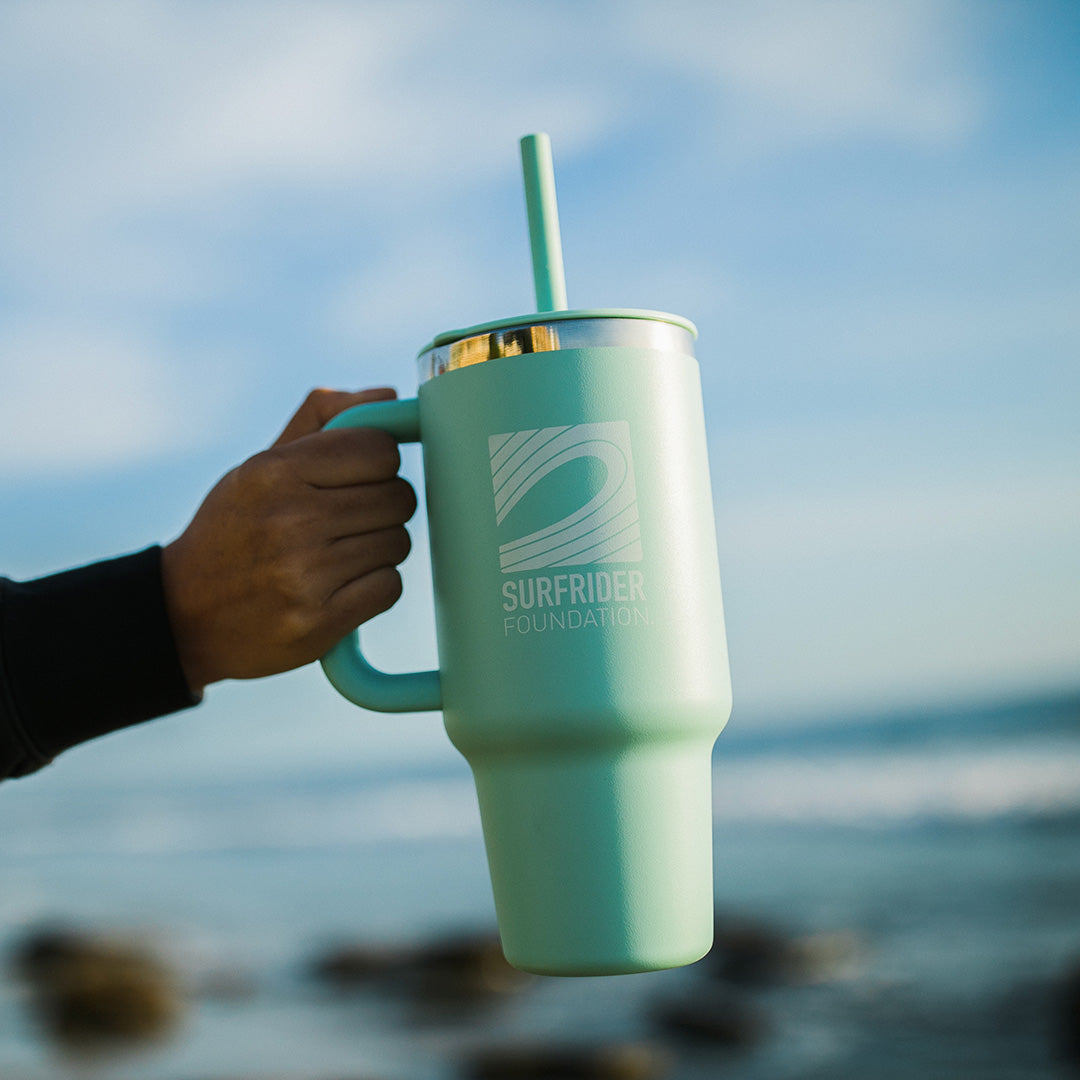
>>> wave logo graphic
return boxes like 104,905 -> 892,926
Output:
488,421 -> 642,573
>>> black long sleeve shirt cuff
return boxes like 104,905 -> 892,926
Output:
0,547 -> 200,781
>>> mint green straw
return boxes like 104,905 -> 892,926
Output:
520,133 -> 568,312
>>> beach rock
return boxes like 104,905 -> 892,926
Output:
9,925 -> 183,1051
463,1041 -> 670,1080
1056,958 -> 1080,1066
785,930 -> 865,982
708,918 -> 793,984
310,942 -> 417,987
412,931 -> 532,1000
311,930 -> 532,1003
651,988 -> 767,1047
708,915 -> 863,986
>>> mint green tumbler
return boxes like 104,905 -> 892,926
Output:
321,309 -> 732,975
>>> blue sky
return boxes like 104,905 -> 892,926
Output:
0,1 -> 1077,779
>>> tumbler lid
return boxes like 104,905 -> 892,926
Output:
416,308 -> 697,384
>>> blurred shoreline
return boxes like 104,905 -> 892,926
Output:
1,689 -> 1078,1079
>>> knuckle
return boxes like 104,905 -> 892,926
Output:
380,525 -> 411,566
392,525 -> 412,564
241,449 -> 293,493
268,552 -> 316,607
368,566 -> 403,610
352,428 -> 401,476
304,387 -> 334,412
279,605 -> 319,646
297,388 -> 343,434
330,567 -> 403,631
391,477 -> 418,521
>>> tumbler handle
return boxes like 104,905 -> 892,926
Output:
319,398 -> 442,712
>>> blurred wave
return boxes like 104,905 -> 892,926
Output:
711,739 -> 1080,826
3,692 -> 1078,857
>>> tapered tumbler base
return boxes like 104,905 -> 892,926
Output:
470,738 -> 716,976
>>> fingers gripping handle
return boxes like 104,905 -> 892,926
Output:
320,399 -> 442,712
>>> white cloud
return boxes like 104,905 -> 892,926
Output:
0,321 -> 241,476
623,0 -> 981,153
0,2 -> 621,475
0,2 -> 617,233
0,0 -> 626,417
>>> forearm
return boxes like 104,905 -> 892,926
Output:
0,547 -> 200,782
0,389 -> 415,784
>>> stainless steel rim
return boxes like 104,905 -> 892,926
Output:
417,317 -> 696,384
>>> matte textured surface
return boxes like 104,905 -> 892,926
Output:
322,343 -> 732,974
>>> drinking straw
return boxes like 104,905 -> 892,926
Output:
520,133 -> 568,312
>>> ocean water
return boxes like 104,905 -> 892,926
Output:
0,692 -> 1078,1079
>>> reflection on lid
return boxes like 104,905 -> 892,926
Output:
417,316 -> 695,385
446,323 -> 560,371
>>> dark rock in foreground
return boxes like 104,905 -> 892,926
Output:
1057,957 -> 1080,1066
310,941 -> 419,987
311,928 -> 533,1004
413,931 -> 531,999
707,914 -> 863,986
463,1040 -> 670,1080
9,925 -> 183,1052
651,987 -> 767,1047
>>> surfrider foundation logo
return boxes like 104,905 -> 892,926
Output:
488,421 -> 642,573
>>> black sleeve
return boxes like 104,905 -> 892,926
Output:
0,546 -> 201,781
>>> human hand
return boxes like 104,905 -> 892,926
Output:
161,388 -> 417,695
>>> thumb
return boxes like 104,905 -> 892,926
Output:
272,387 -> 398,447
